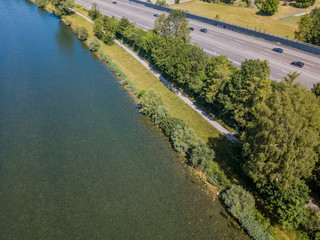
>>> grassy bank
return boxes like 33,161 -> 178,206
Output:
171,0 -> 320,38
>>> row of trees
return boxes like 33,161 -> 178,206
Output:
87,5 -> 320,238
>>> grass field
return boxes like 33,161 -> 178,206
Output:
171,0 -> 320,38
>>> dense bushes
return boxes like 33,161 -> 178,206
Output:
221,185 -> 274,240
139,89 -> 230,189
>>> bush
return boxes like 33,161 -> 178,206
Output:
190,140 -> 215,171
37,0 -> 47,8
160,115 -> 187,136
140,89 -> 164,116
88,37 -> 100,51
64,19 -> 72,26
156,0 -> 168,5
151,105 -> 171,124
239,215 -> 274,240
221,185 -> 255,219
76,26 -> 88,41
207,176 -> 220,188
170,125 -> 197,153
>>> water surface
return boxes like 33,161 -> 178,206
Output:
0,1 -> 249,239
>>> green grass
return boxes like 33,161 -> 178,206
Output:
171,0 -> 320,38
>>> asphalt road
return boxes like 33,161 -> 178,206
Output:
76,0 -> 320,89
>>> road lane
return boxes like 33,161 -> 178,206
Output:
76,0 -> 320,88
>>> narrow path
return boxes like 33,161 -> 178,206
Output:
71,9 -> 239,143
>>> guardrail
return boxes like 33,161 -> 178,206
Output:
129,0 -> 320,55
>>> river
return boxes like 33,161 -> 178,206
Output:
0,1 -> 249,239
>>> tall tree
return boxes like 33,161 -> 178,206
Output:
154,10 -> 190,43
243,82 -> 320,188
217,59 -> 271,130
312,82 -> 320,97
88,2 -> 101,20
260,0 -> 279,15
295,8 -> 320,45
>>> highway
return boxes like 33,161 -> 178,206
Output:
76,0 -> 320,88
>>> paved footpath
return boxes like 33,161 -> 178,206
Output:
72,9 -> 239,143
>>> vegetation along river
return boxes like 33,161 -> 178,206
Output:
0,0 -> 250,239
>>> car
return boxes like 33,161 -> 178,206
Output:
190,27 -> 194,31
200,28 -> 207,33
291,61 -> 304,68
272,48 -> 284,53
112,1 -> 117,3
153,14 -> 159,17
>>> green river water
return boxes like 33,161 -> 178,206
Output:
0,1 -> 249,239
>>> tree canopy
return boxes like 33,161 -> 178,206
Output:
154,10 -> 191,43
261,0 -> 279,15
295,8 -> 320,45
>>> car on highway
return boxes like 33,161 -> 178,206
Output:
112,1 -> 117,3
190,27 -> 194,31
272,48 -> 284,53
200,28 -> 207,33
291,61 -> 304,68
153,14 -> 159,17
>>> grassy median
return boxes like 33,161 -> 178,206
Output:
171,0 -> 320,38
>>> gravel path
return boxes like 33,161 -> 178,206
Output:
72,9 -> 239,143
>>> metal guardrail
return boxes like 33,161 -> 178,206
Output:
130,0 -> 320,55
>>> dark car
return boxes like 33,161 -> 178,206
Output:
190,27 -> 194,31
153,14 -> 159,17
112,1 -> 117,3
272,48 -> 284,53
291,61 -> 304,68
200,28 -> 207,33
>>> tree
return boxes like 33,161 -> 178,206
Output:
170,125 -> 197,153
295,0 -> 316,8
139,89 -> 164,116
154,9 -> 191,43
102,33 -> 114,45
155,0 -> 167,6
37,0 -> 47,8
190,140 -> 215,171
243,82 -> 320,189
151,105 -> 170,124
312,82 -> 320,97
88,2 -> 101,20
217,59 -> 271,130
295,8 -> 320,45
260,0 -> 279,15
93,19 -> 104,39
52,0 -> 74,17
76,26 -> 88,41
282,71 -> 301,84
261,181 -> 309,228
204,55 -> 236,105
88,37 -> 100,51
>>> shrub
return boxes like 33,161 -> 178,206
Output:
156,0 -> 168,5
239,215 -> 274,240
190,140 -> 215,171
76,26 -> 88,41
170,125 -> 197,153
64,19 -> 72,26
151,105 -> 171,124
88,37 -> 100,51
207,176 -> 220,188
140,89 -> 164,116
221,185 -> 255,219
159,115 -> 187,136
